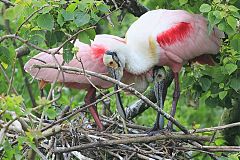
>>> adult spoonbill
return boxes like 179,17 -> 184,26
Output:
25,34 -> 150,131
103,9 -> 224,130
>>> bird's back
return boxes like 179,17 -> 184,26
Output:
126,9 -> 223,65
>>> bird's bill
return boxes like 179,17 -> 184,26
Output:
103,53 -> 126,119
107,67 -> 126,119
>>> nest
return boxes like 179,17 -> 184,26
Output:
37,112 -> 210,160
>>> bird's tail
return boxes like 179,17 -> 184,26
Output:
191,54 -> 217,66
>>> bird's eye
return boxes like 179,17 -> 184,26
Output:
108,60 -> 118,69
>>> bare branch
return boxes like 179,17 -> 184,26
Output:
104,0 -> 149,17
54,134 -> 210,153
0,0 -> 14,6
192,122 -> 240,133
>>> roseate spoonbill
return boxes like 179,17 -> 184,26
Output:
24,34 -> 150,131
103,9 -> 224,130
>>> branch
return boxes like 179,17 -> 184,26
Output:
0,0 -> 14,6
33,64 -> 189,134
0,34 -> 50,53
104,0 -> 149,17
54,134 -> 210,153
40,83 -> 134,132
191,122 -> 240,133
126,69 -> 173,119
177,146 -> 240,152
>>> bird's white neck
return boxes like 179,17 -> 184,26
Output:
123,47 -> 158,75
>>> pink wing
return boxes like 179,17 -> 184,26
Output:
156,13 -> 223,67
24,35 -> 132,89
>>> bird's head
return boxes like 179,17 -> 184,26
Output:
103,51 -> 125,82
102,43 -> 129,119
102,42 -> 129,81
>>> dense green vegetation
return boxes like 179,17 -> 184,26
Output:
0,0 -> 240,159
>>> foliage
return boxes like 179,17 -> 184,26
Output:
0,0 -> 240,159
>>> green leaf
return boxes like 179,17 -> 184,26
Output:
86,28 -> 96,40
226,16 -> 237,30
215,139 -> 226,145
61,10 -> 74,21
37,14 -> 54,31
228,5 -> 239,12
45,31 -> 57,47
224,63 -> 237,75
45,108 -> 57,119
66,3 -> 77,12
55,31 -> 66,42
199,77 -> 211,91
205,97 -> 219,107
230,34 -> 240,51
40,6 -> 53,14
29,34 -> 45,45
230,78 -> 240,92
213,11 -> 223,21
0,46 -> 11,64
182,76 -> 195,90
208,11 -> 221,26
200,4 -> 211,13
74,11 -> 90,27
219,91 -> 227,100
78,31 -> 91,44
179,0 -> 188,6
57,12 -> 65,27
63,42 -> 74,63
97,3 -> 110,12
4,5 -> 23,21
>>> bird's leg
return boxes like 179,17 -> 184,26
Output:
167,72 -> 180,130
85,87 -> 104,131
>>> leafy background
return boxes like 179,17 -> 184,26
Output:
0,0 -> 240,159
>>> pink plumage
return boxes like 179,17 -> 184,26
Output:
24,35 -> 131,90
125,9 -> 224,73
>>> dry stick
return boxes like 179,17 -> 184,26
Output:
191,122 -> 240,133
40,84 -> 134,132
176,146 -> 240,152
0,0 -> 14,6
34,64 -> 189,134
54,134 -> 210,153
101,118 -> 150,131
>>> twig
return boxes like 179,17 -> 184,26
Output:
104,0 -> 149,17
6,56 -> 16,95
53,26 -> 96,55
54,134 -> 210,153
176,146 -> 240,152
0,0 -> 14,6
190,122 -> 240,133
0,34 -> 50,53
33,64 -> 188,134
41,83 -> 134,132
